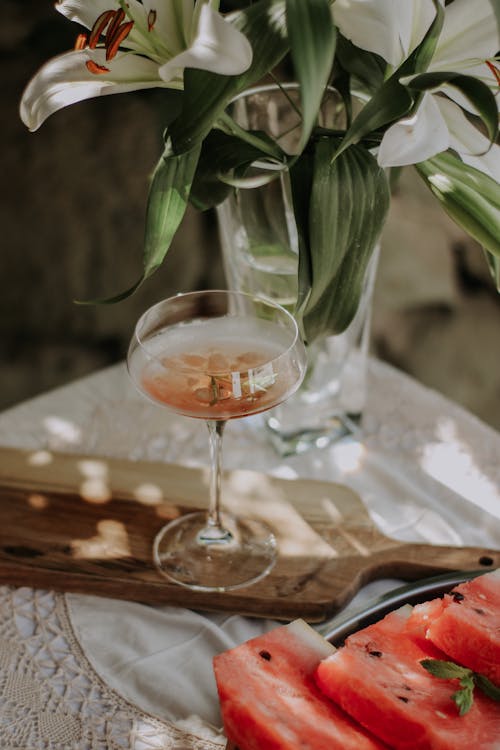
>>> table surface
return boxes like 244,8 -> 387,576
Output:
0,358 -> 499,749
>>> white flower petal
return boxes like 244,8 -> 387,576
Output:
56,0 -> 117,30
57,0 -> 153,55
437,97 -> 500,181
431,0 -> 500,70
20,49 -> 166,131
378,93 -> 450,167
332,0 -> 438,67
158,3 -> 251,81
141,0 -> 191,55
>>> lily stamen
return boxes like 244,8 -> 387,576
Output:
88,10 -> 115,49
147,10 -> 157,32
74,33 -> 87,51
86,7 -> 135,67
106,21 -> 134,61
105,8 -> 126,46
486,60 -> 500,88
85,60 -> 110,75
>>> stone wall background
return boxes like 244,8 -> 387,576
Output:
2,1 -> 499,429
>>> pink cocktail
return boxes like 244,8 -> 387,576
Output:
127,290 -> 306,591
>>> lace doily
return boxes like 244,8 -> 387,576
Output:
0,586 -> 225,749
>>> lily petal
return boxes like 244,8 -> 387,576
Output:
431,0 -> 500,70
158,2 -> 251,81
378,92 -> 450,167
141,0 -> 192,55
20,49 -> 168,131
332,0 -> 438,67
56,0 -> 119,29
57,0 -> 150,52
437,96 -> 500,181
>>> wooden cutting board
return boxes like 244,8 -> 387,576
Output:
0,445 -> 498,621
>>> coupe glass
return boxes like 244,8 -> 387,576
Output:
127,290 -> 307,591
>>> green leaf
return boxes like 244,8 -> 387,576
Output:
286,0 -> 336,149
169,0 -> 288,154
407,72 -> 498,143
292,136 -> 390,342
420,659 -> 500,716
142,140 -> 201,275
334,34 -> 387,97
420,660 -> 472,680
332,76 -> 413,160
484,250 -> 500,292
190,128 -> 285,210
420,659 -> 475,716
404,0 -> 444,73
475,674 -> 500,702
418,151 -> 500,209
452,679 -> 475,716
217,169 -> 284,189
78,140 -> 201,304
218,113 -> 285,160
333,0 -> 444,159
289,146 -> 316,314
415,153 -> 500,258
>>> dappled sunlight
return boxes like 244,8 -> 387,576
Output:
79,478 -> 112,503
43,416 -> 82,445
321,498 -> 370,556
77,458 -> 111,503
28,493 -> 49,510
71,519 -> 131,560
332,440 -> 366,473
419,417 -> 500,518
27,450 -> 53,467
133,482 -> 164,506
223,469 -> 336,560
120,464 -> 346,560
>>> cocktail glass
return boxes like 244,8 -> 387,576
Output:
127,290 -> 307,592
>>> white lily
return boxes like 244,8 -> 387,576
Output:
20,0 -> 252,132
333,0 -> 500,174
332,0 -> 440,69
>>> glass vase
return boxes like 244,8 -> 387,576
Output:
216,83 -> 380,455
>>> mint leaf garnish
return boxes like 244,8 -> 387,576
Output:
475,674 -> 500,702
451,674 -> 475,716
420,659 -> 470,680
209,376 -> 219,406
420,659 -> 500,716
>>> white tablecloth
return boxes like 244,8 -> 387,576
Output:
0,359 -> 499,748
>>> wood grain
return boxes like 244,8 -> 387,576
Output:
0,446 -> 498,621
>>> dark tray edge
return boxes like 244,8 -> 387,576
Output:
319,569 -> 489,645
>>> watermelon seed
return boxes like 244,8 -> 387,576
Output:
368,650 -> 382,658
397,696 -> 410,703
450,591 -> 465,602
472,607 -> 486,615
259,650 -> 272,661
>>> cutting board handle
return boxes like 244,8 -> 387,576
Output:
367,543 -> 500,580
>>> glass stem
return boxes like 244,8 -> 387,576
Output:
201,419 -> 231,542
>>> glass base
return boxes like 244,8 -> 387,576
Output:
265,411 -> 362,456
153,511 -> 277,592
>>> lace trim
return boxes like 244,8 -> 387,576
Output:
0,586 -> 225,749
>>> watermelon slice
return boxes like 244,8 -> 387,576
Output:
213,619 -> 387,750
423,568 -> 500,686
315,603 -> 500,749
